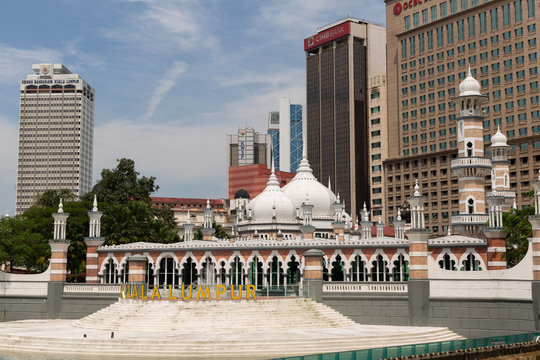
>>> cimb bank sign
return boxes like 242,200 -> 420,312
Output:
304,22 -> 351,51
121,284 -> 257,301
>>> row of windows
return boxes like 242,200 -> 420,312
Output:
404,0 -> 535,32
402,12 -> 536,59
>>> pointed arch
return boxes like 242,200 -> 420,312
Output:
435,249 -> 459,270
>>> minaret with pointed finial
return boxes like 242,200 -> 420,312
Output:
450,67 -> 491,237
183,209 -> 195,242
393,208 -> 405,240
201,199 -> 216,240
331,193 -> 346,242
360,202 -> 372,240
84,195 -> 105,283
300,194 -> 315,239
50,199 -> 70,282
407,179 -> 430,280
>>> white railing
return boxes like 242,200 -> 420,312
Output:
451,214 -> 489,224
323,282 -> 408,293
451,157 -> 491,168
64,284 -> 122,294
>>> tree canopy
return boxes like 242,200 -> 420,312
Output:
0,158 -> 179,276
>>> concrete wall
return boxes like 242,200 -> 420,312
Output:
323,295 -> 410,326
322,293 -> 535,338
0,296 -> 48,321
59,295 -> 118,319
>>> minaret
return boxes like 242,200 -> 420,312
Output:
201,199 -> 215,240
331,193 -> 346,242
84,195 -> 105,283
487,126 -> 515,211
50,199 -> 70,282
393,208 -> 405,240
300,194 -> 315,239
484,127 -> 514,269
450,68 -> 491,237
183,209 -> 195,242
360,203 -> 372,240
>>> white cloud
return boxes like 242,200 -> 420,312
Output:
0,44 -> 62,83
145,61 -> 187,119
101,0 -> 218,53
94,118 -> 231,198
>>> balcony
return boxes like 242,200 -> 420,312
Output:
486,190 -> 516,205
451,214 -> 489,226
451,157 -> 492,177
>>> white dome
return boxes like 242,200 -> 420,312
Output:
459,67 -> 481,96
248,169 -> 294,221
282,155 -> 337,217
491,126 -> 508,147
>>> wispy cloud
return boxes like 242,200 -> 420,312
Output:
0,44 -> 62,82
101,0 -> 218,53
145,61 -> 187,119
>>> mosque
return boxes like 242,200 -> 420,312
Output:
77,69 -> 516,289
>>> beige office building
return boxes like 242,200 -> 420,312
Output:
16,64 -> 95,214
384,0 -> 538,234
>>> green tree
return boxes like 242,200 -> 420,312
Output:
87,158 -> 158,205
35,189 -> 75,208
503,205 -> 534,267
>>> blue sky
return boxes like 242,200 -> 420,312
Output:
0,0 -> 385,215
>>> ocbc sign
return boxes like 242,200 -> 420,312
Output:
393,0 -> 431,16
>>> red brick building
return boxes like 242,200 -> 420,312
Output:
228,164 -> 295,200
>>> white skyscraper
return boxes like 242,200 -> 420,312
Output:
16,64 -> 95,214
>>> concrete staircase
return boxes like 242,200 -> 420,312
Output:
0,298 -> 463,359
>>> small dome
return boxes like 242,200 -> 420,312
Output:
459,67 -> 481,96
234,189 -> 250,200
491,126 -> 508,147
248,169 -> 294,221
282,154 -> 337,217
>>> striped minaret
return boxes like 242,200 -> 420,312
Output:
50,199 -> 70,282
450,68 -> 491,238
84,195 -> 105,283
407,180 -> 430,280
484,128 -> 514,270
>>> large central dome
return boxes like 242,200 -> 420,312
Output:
249,166 -> 295,221
282,153 -> 337,217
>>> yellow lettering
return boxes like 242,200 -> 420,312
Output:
216,285 -> 226,300
197,285 -> 211,300
141,285 -> 148,299
123,284 -> 131,298
132,285 -> 139,299
151,286 -> 161,300
246,284 -> 256,299
231,285 -> 243,300
168,285 -> 177,300
181,285 -> 192,300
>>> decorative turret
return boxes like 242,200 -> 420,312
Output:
183,209 -> 195,242
360,203 -> 372,240
84,195 -> 105,283
487,126 -> 515,212
201,199 -> 215,240
407,180 -> 430,280
331,194 -> 346,241
393,208 -> 405,240
376,217 -> 384,238
450,68 -> 491,237
50,199 -> 70,282
300,194 -> 315,239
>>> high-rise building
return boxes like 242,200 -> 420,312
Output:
16,64 -> 95,214
226,126 -> 272,199
267,97 -> 304,173
305,18 -> 387,220
385,0 -> 539,234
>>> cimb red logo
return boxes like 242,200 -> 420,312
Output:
393,0 -> 431,16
